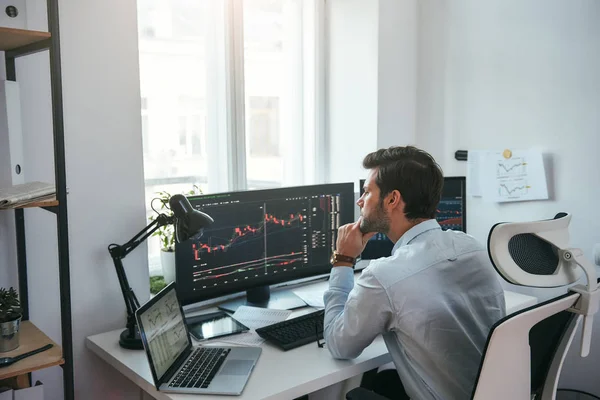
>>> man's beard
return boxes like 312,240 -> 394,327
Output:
359,202 -> 390,234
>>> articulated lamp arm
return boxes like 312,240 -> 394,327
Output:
106,194 -> 213,350
107,213 -> 174,349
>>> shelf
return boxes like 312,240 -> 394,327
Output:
0,27 -> 50,51
1,1 -> 72,397
0,197 -> 58,211
15,198 -> 58,209
0,321 -> 64,380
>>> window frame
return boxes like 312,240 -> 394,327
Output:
203,0 -> 327,192
139,0 -> 327,277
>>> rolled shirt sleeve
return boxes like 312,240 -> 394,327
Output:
323,266 -> 393,359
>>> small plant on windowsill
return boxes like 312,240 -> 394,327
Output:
149,185 -> 202,286
150,276 -> 167,296
0,287 -> 23,352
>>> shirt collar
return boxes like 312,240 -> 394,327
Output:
392,219 -> 441,253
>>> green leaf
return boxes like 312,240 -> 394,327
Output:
148,184 -> 204,251
0,286 -> 22,322
150,276 -> 167,295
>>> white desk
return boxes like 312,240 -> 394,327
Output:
86,280 -> 537,400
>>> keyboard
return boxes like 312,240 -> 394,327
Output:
256,309 -> 324,351
169,347 -> 230,389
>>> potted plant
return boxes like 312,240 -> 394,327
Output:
0,287 -> 22,352
150,185 -> 202,284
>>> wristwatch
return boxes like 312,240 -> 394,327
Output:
330,251 -> 356,267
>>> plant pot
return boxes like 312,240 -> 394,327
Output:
160,250 -> 176,284
0,315 -> 21,352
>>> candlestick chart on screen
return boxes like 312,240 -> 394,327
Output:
181,193 -> 341,291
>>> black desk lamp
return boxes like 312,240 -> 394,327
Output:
108,194 -> 213,350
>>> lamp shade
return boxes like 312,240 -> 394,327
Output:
169,194 -> 214,243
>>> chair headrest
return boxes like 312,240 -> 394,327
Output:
487,213 -> 582,287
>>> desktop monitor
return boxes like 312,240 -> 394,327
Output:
175,183 -> 355,311
359,176 -> 467,260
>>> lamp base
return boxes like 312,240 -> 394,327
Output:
119,327 -> 144,350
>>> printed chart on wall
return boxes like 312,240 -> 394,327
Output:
468,149 -> 549,203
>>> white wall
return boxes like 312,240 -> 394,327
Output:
326,0 -> 420,187
415,0 -> 454,171
325,0 -> 379,186
416,0 -> 600,394
9,0 -> 150,398
377,0 -> 417,149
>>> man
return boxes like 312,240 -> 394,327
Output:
324,146 -> 506,400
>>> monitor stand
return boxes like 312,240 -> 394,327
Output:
218,285 -> 307,313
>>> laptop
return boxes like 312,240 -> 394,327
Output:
135,282 -> 262,395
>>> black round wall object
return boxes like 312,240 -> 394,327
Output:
5,6 -> 19,18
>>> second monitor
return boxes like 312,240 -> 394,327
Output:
359,176 -> 467,260
175,183 -> 355,312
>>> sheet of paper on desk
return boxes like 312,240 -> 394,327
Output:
232,306 -> 292,329
214,331 -> 265,347
292,290 -> 324,309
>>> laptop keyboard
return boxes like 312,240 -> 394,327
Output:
169,347 -> 231,389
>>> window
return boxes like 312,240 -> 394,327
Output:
141,97 -> 149,154
248,96 -> 279,157
137,0 -> 325,276
177,96 -> 205,156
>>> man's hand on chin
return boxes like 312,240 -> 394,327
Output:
334,218 -> 376,267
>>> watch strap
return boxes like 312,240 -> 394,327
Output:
332,251 -> 356,265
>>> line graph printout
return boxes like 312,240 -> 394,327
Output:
481,150 -> 548,203
498,179 -> 529,197
497,157 -> 527,176
138,289 -> 188,380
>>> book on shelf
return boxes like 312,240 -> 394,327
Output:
0,181 -> 55,209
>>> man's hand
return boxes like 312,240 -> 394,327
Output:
336,218 -> 377,259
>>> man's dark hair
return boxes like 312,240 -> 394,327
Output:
363,146 -> 444,220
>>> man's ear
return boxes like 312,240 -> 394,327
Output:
387,190 -> 402,210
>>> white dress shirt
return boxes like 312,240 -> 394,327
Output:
324,219 -> 506,400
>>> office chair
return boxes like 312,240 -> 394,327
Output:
347,213 -> 600,400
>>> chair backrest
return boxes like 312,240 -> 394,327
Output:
470,291 -> 580,400
529,308 -> 576,395
470,213 -> 599,400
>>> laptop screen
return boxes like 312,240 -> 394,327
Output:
137,287 -> 189,380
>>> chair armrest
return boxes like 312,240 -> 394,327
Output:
346,387 -> 391,400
